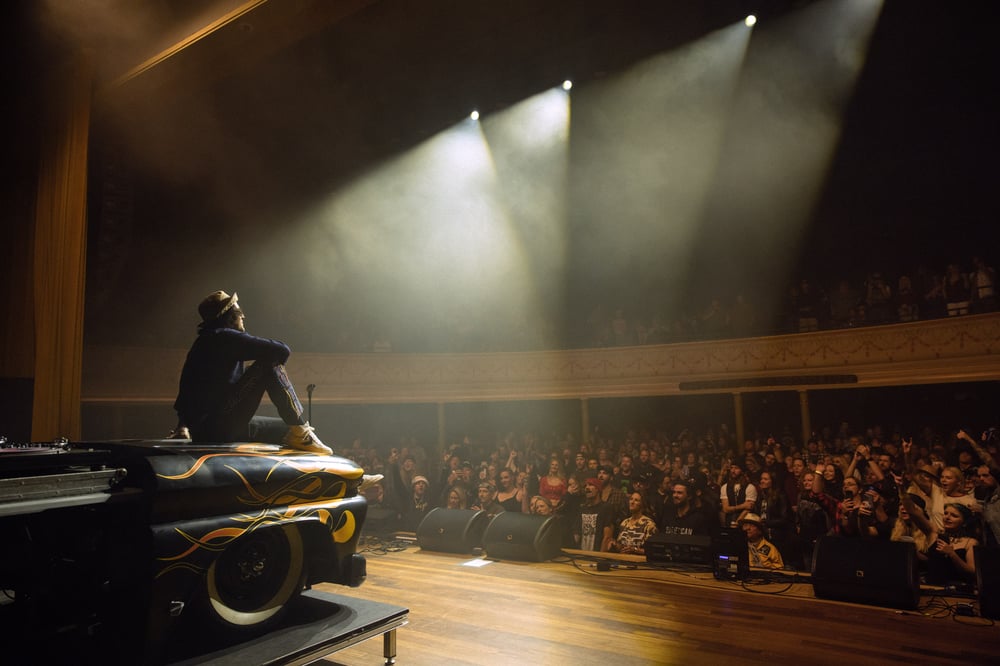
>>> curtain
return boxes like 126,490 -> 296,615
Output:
31,52 -> 94,441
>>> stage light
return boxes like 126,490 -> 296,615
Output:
470,110 -> 480,121
745,15 -> 757,27
562,80 -> 573,91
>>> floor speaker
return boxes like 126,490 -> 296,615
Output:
483,512 -> 563,562
416,508 -> 488,553
812,536 -> 919,609
645,532 -> 713,565
975,546 -> 1000,619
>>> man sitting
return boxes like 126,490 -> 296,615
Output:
739,512 -> 784,569
660,482 -> 709,536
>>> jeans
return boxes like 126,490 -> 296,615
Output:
191,362 -> 305,443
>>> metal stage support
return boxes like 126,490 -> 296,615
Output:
171,590 -> 408,666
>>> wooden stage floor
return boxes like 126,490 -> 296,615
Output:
314,537 -> 1000,665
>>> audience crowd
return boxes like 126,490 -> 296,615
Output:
326,254 -> 996,353
346,420 -> 1000,587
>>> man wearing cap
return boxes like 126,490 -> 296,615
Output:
472,481 -> 504,518
172,290 -> 331,454
573,477 -> 615,552
739,513 -> 784,570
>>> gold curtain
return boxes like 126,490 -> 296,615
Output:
31,52 -> 94,441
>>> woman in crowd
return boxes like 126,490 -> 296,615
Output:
822,463 -> 844,500
835,476 -> 890,537
496,468 -> 524,513
610,492 -> 658,555
445,485 -> 468,510
528,495 -> 554,516
925,503 -> 979,585
538,458 -> 568,507
757,471 -> 792,554
891,491 -> 933,559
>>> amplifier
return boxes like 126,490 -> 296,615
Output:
645,532 -> 712,564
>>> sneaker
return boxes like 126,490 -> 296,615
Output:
358,474 -> 384,492
282,423 -> 333,455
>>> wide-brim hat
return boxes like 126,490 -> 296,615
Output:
198,290 -> 239,322
738,512 -> 764,530
917,464 -> 940,481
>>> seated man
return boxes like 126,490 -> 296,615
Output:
172,290 -> 330,454
472,481 -> 505,518
739,513 -> 784,570
660,481 -> 709,536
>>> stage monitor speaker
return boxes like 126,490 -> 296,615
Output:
416,508 -> 488,554
975,545 -> 1000,619
645,532 -> 712,565
712,527 -> 749,581
812,536 -> 919,610
483,512 -> 563,562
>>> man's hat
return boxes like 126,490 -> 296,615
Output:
198,290 -> 239,322
738,512 -> 764,530
917,464 -> 940,481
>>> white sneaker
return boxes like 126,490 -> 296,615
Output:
358,474 -> 384,492
282,423 -> 333,455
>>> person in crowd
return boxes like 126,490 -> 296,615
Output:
904,438 -> 977,532
821,463 -> 844,500
835,476 -> 890,538
528,495 -> 554,516
616,453 -> 639,494
891,490 -> 933,560
896,275 -> 920,322
400,475 -> 432,531
472,481 -> 504,518
172,290 -> 330,454
495,468 -> 524,513
660,481 -> 709,536
720,461 -> 757,527
784,457 -> 806,508
597,465 -> 629,523
445,485 -> 468,510
943,263 -> 972,317
610,492 -> 658,555
757,470 -> 792,555
970,255 -> 997,313
796,471 -> 837,570
740,513 -> 785,570
573,477 -> 615,552
964,429 -> 1000,547
925,503 -> 979,586
864,272 -> 893,324
647,473 -> 673,528
539,458 -> 568,507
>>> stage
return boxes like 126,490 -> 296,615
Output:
309,537 -> 1000,665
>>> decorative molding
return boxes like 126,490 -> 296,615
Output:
83,313 -> 1000,405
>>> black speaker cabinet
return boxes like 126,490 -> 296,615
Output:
483,512 -> 563,562
975,545 -> 1000,619
812,536 -> 920,609
416,508 -> 488,553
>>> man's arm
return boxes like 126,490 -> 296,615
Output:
960,429 -> 1000,473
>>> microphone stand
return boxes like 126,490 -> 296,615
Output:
306,384 -> 316,425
